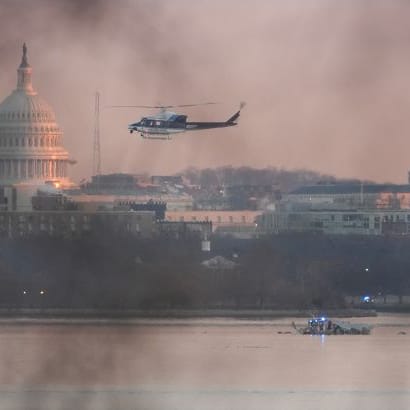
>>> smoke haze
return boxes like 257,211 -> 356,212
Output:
1,0 -> 410,183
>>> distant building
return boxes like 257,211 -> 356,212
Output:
225,184 -> 277,210
256,209 -> 410,236
0,210 -> 156,238
157,220 -> 212,240
151,175 -> 184,186
70,193 -> 193,212
165,210 -> 261,238
31,190 -> 78,211
82,173 -> 139,193
287,183 -> 410,210
78,173 -> 193,211
192,189 -> 230,211
116,200 -> 166,220
0,186 -> 15,211
0,209 -> 217,244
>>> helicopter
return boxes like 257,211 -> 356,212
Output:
110,102 -> 245,140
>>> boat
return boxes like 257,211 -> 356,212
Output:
292,316 -> 372,335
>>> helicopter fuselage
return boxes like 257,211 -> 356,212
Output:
128,111 -> 187,139
128,108 -> 241,140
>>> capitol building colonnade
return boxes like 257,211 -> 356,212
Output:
0,44 -> 73,186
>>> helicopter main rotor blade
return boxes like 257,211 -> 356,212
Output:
107,105 -> 162,109
172,102 -> 218,108
107,102 -> 218,109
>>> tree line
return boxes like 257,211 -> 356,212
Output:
0,231 -> 408,311
179,166 -> 368,192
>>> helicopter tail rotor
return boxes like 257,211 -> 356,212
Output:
225,102 -> 246,124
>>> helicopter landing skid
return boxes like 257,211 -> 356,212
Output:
141,133 -> 172,140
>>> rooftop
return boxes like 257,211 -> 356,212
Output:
290,184 -> 410,195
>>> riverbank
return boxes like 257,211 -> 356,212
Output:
0,307 -> 377,320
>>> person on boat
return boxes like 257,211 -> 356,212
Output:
327,320 -> 333,331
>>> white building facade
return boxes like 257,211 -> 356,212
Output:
256,209 -> 410,236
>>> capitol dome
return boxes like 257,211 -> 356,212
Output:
0,92 -> 57,122
0,44 -> 73,185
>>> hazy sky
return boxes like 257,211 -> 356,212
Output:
1,0 -> 410,183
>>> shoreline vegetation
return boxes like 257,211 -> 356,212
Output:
0,233 -> 409,314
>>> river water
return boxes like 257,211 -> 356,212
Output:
0,314 -> 409,409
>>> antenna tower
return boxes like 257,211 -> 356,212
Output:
93,91 -> 102,176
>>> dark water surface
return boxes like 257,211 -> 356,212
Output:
0,314 -> 409,409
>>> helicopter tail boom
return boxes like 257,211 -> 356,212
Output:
186,103 -> 245,131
